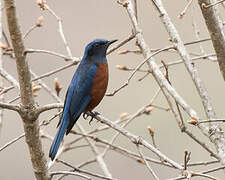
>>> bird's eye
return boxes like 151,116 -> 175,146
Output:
94,43 -> 100,48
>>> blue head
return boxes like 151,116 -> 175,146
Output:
83,39 -> 117,63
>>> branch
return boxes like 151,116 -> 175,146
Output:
89,113 -> 183,170
4,0 -> 50,179
32,61 -> 77,82
150,0 -> 225,165
198,0 -> 225,80
0,102 -> 20,111
30,70 -> 62,103
122,1 -> 199,120
5,1 -> 33,106
50,171 -> 91,180
178,0 -> 194,19
72,131 -> 173,168
0,67 -> 19,87
107,46 -> 172,96
76,125 -> 112,178
0,0 -> 3,136
136,144 -> 159,180
57,159 -> 117,180
25,48 -> 79,62
204,0 -> 225,8
0,133 -> 25,152
36,103 -> 63,115
46,4 -> 73,58
107,33 -> 135,55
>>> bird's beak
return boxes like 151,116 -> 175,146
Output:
107,39 -> 118,46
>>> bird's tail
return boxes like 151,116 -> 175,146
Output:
49,114 -> 69,161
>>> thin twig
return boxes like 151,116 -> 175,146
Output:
30,70 -> 62,103
0,68 -> 19,87
136,144 -> 159,180
50,171 -> 91,180
23,25 -> 37,39
32,61 -> 78,82
107,46 -> 172,96
178,0 -> 194,18
205,0 -> 225,8
90,113 -> 183,169
107,33 -> 135,55
151,0 -> 225,164
76,125 -> 112,178
25,48 -> 79,61
46,5 -> 73,58
0,133 -> 25,152
122,0 -> 200,121
0,0 -> 3,136
72,131 -> 172,168
57,159 -> 117,180
198,119 -> 225,124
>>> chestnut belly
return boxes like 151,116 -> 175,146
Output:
84,63 -> 108,112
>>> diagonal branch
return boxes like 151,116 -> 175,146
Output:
150,0 -> 225,165
122,1 -> 199,120
90,112 -> 183,170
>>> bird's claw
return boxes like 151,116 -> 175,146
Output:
83,111 -> 100,125
83,113 -> 89,120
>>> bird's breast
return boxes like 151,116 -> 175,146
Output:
84,62 -> 109,112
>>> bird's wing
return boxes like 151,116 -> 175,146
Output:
63,63 -> 98,134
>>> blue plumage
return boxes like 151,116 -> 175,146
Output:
49,39 -> 117,160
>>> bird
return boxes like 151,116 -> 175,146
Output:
49,39 -> 117,160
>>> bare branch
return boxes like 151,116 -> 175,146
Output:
136,144 -> 159,180
89,112 -> 183,170
57,159 -> 118,180
178,0 -> 194,19
36,103 -> 63,115
72,131 -> 173,168
198,0 -> 225,80
77,125 -> 113,178
204,0 -> 225,8
198,119 -> 225,124
150,0 -> 225,164
0,0 -> 3,136
4,0 -> 50,179
46,5 -> 73,58
25,48 -> 79,61
50,171 -> 91,180
32,61 -> 77,82
107,33 -> 135,55
0,102 -> 20,111
122,0 -> 199,121
0,133 -> 25,152
107,46 -> 173,96
30,70 -> 62,103
0,68 -> 19,87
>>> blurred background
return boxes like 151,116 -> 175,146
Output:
0,0 -> 225,179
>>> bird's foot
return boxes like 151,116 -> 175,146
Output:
83,111 -> 100,125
